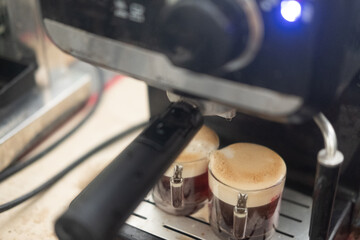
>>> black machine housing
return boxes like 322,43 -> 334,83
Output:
39,0 -> 360,123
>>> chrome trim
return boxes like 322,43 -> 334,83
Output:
44,20 -> 303,120
233,193 -> 248,239
313,113 -> 337,158
314,113 -> 343,167
170,165 -> 184,208
317,150 -> 344,167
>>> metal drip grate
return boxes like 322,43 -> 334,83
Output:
125,188 -> 312,239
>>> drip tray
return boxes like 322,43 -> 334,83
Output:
122,188 -> 312,240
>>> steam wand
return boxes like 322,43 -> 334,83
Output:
314,113 -> 337,158
310,113 -> 344,239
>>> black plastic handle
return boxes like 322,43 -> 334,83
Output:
55,102 -> 203,240
310,162 -> 342,240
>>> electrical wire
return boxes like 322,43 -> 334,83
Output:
0,121 -> 148,213
0,68 -> 105,183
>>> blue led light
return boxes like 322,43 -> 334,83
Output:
281,0 -> 302,22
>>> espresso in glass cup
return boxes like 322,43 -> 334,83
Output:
153,125 -> 219,215
208,143 -> 286,240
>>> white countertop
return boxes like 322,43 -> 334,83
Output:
0,76 -> 149,239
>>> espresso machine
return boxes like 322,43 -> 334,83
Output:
38,0 -> 360,239
0,0 -> 92,172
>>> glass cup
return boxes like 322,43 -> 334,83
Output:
208,143 -> 286,240
153,125 -> 219,215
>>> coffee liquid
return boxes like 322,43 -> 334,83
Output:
153,125 -> 219,215
153,170 -> 209,215
208,143 -> 286,240
209,194 -> 281,240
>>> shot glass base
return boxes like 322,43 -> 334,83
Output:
152,191 -> 207,216
208,193 -> 279,240
209,216 -> 274,240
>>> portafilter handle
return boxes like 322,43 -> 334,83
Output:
310,113 -> 344,239
55,102 -> 203,240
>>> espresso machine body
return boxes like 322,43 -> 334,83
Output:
38,0 -> 360,239
40,0 -> 360,122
